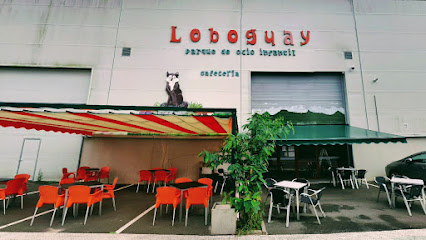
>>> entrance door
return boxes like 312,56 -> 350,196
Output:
16,138 -> 41,180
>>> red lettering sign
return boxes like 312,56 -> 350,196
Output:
209,28 -> 219,43
170,26 -> 181,43
228,30 -> 238,43
246,29 -> 256,45
265,31 -> 275,46
190,29 -> 201,42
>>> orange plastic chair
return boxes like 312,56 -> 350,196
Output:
152,186 -> 181,226
30,186 -> 64,226
61,185 -> 103,226
185,187 -> 209,227
136,170 -> 153,193
102,177 -> 118,211
152,170 -> 171,193
98,167 -> 110,183
59,176 -> 75,185
14,174 -> 30,193
0,178 -> 26,214
84,171 -> 99,182
167,167 -> 177,182
198,178 -> 213,205
75,166 -> 90,181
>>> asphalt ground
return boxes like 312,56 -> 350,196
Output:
0,181 -> 424,236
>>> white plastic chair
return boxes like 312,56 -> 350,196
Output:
300,187 -> 326,224
267,188 -> 292,227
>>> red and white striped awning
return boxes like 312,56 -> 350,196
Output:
0,103 -> 237,137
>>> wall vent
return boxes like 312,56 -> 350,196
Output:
122,47 -> 131,56
344,51 -> 352,60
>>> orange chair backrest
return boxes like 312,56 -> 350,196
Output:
154,170 -> 169,181
111,177 -> 118,189
98,167 -> 110,178
62,172 -> 76,180
15,174 -> 30,182
38,185 -> 60,205
5,178 -> 26,196
59,176 -> 75,185
175,177 -> 192,184
168,167 -> 177,175
67,186 -> 91,206
139,170 -> 152,181
155,187 -> 180,207
186,187 -> 209,207
76,167 -> 90,179
62,168 -> 68,174
198,178 -> 213,187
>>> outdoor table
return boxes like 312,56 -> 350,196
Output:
60,181 -> 104,226
390,177 -> 425,208
169,181 -> 207,222
274,180 -> 307,220
85,168 -> 100,172
336,167 -> 359,189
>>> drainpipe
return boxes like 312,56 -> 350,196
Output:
351,0 -> 370,129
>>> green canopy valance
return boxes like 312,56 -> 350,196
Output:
276,125 -> 407,146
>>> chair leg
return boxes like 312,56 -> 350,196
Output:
285,205 -> 290,228
214,181 -> 219,193
152,207 -> 157,226
146,182 -> 150,193
268,198 -> 273,223
21,195 -> 23,209
30,207 -> 38,226
62,207 -> 69,226
338,175 -> 345,190
172,207 -> 176,226
136,182 -> 140,193
311,205 -> 321,225
220,179 -> 226,195
420,198 -> 426,215
385,189 -> 392,207
185,208 -> 189,227
112,198 -> 116,211
402,197 -> 412,216
99,201 -> 102,216
205,207 -> 208,225
349,176 -> 355,189
364,179 -> 369,189
84,206 -> 90,225
50,208 -> 57,227
318,202 -> 326,218
376,190 -> 381,202
3,199 -> 5,215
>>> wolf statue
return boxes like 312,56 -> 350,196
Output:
163,72 -> 188,107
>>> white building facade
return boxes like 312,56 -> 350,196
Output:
0,0 -> 425,181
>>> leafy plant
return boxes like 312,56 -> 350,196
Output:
188,102 -> 203,108
199,112 -> 293,234
37,169 -> 43,182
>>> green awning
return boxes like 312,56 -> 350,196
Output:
277,125 -> 407,146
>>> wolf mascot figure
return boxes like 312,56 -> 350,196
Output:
164,72 -> 188,107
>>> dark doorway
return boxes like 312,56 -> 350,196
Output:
265,145 -> 353,181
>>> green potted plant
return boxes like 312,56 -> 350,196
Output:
199,112 -> 293,234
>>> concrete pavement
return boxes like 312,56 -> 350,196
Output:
0,229 -> 425,240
